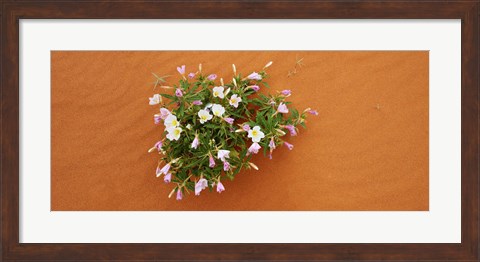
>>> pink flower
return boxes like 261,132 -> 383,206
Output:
269,138 -> 276,150
209,155 -> 216,168
284,141 -> 294,150
192,100 -> 203,105
153,141 -> 163,151
176,189 -> 183,200
242,124 -> 251,131
224,117 -> 234,125
277,103 -> 289,114
188,72 -> 196,79
281,89 -> 291,96
154,115 -> 161,124
159,108 -> 171,119
217,181 -> 225,193
285,125 -> 297,136
223,161 -> 230,171
308,109 -> 319,116
164,173 -> 172,183
195,178 -> 208,195
247,72 -> 262,80
175,88 -> 183,97
157,163 -> 171,177
217,150 -> 230,162
248,142 -> 261,155
177,65 -> 185,75
191,135 -> 200,149
207,74 -> 217,80
251,85 -> 260,92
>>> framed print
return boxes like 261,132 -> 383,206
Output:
1,1 -> 479,261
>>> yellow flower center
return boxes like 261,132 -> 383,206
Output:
201,115 -> 207,120
252,130 -> 258,136
174,129 -> 180,136
214,91 -> 219,96
171,120 -> 178,126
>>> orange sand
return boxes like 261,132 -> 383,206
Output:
51,51 -> 429,211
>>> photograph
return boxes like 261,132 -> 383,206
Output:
51,51 -> 429,211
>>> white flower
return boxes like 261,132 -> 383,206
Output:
248,126 -> 265,143
229,94 -> 242,108
164,114 -> 179,129
198,109 -> 213,124
211,104 -> 225,117
149,94 -> 161,105
166,126 -> 182,141
186,124 -> 192,130
217,150 -> 230,162
213,86 -> 225,99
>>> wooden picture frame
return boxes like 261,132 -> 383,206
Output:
1,1 -> 478,261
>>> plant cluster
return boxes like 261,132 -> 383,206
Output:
148,62 -> 317,200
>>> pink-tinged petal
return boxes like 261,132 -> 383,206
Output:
154,141 -> 163,151
188,72 -> 196,79
159,163 -> 171,176
191,136 -> 200,149
164,173 -> 172,183
281,89 -> 292,96
251,85 -> 260,92
176,189 -> 183,200
195,178 -> 208,196
217,150 -> 230,162
177,65 -> 185,75
154,115 -> 162,124
175,88 -> 183,97
209,155 -> 216,168
247,142 -> 261,155
192,100 -> 203,105
242,124 -> 251,131
247,72 -> 262,80
216,181 -> 225,193
269,138 -> 276,150
308,109 -> 319,116
277,103 -> 289,114
223,161 -> 230,171
207,74 -> 217,80
285,125 -> 297,136
159,108 -> 171,120
284,142 -> 294,150
224,117 -> 234,125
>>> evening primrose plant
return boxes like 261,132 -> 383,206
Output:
148,62 -> 318,200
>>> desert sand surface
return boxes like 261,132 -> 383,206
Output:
51,51 -> 428,211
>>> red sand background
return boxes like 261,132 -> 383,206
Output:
51,51 -> 429,211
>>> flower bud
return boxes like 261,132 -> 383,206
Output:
224,88 -> 231,96
232,64 -> 237,75
276,129 -> 286,136
248,162 -> 259,170
168,188 -> 176,198
263,61 -> 273,69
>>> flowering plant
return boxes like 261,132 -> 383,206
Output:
148,62 -> 317,200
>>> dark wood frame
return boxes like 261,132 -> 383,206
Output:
1,0 -> 478,261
